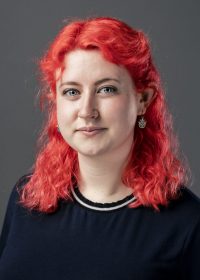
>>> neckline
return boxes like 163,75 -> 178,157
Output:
71,185 -> 136,211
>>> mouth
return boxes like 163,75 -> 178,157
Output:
76,127 -> 106,132
76,128 -> 107,136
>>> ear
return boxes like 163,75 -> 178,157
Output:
136,87 -> 156,115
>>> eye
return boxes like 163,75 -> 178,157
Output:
97,86 -> 117,95
62,89 -> 80,97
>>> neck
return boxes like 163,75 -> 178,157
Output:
77,147 -> 133,203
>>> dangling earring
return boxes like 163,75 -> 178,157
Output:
138,116 -> 146,128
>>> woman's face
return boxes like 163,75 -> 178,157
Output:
56,49 -> 143,158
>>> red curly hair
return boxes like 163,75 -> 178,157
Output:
18,16 -> 189,212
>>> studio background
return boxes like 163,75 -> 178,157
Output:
0,0 -> 199,231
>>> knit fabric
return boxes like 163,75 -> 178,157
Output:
0,175 -> 200,280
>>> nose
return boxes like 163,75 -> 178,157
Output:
78,92 -> 99,119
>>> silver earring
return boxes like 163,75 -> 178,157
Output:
57,125 -> 60,133
138,116 -> 146,128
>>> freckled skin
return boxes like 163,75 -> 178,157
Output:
56,49 -> 144,158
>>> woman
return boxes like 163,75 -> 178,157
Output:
0,16 -> 200,279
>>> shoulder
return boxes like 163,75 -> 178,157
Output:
1,173 -> 33,232
171,186 -> 200,213
15,173 -> 33,190
7,173 -> 33,208
158,186 -> 200,225
0,174 -> 33,254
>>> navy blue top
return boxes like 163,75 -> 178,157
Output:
0,174 -> 200,280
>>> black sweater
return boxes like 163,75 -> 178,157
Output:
0,175 -> 200,280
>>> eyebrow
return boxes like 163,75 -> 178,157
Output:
59,78 -> 121,88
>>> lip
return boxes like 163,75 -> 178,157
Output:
76,127 -> 106,132
77,129 -> 106,136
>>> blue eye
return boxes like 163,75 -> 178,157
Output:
63,89 -> 79,96
62,86 -> 117,97
98,86 -> 117,93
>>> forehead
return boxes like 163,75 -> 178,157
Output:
57,49 -> 133,85
65,49 -> 116,67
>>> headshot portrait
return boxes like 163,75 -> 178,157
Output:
0,1 -> 200,279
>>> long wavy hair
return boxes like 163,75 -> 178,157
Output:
18,16 -> 190,212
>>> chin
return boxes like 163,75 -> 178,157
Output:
78,150 -> 102,157
76,146 -> 107,157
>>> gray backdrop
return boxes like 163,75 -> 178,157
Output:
0,0 -> 200,231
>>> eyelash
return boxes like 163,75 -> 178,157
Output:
62,86 -> 118,97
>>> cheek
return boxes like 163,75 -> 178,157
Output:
105,96 -> 137,126
56,101 -> 75,126
120,109 -> 137,131
124,95 -> 138,125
